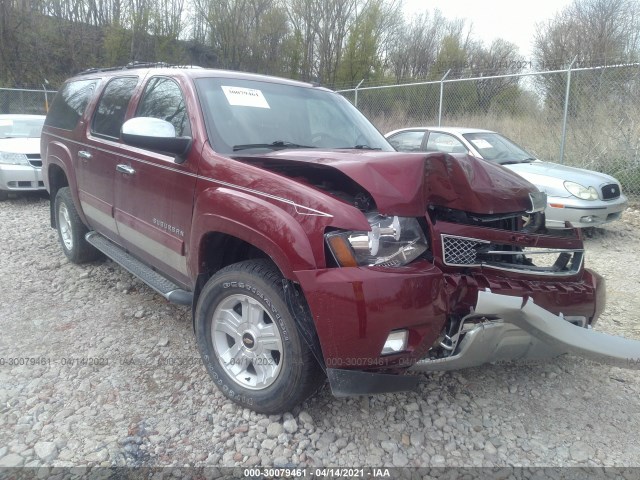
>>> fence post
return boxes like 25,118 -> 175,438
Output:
354,79 -> 365,108
438,69 -> 451,127
560,56 -> 578,164
42,82 -> 49,113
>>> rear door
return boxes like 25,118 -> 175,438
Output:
79,76 -> 140,240
424,131 -> 469,154
43,78 -> 99,215
386,130 -> 426,152
113,76 -> 199,287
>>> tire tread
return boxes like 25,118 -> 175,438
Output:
55,187 -> 102,264
196,259 -> 325,414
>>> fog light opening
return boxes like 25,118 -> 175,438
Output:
580,215 -> 597,223
381,329 -> 408,355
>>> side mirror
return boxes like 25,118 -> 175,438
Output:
121,117 -> 192,159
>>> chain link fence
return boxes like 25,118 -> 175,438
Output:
3,68 -> 640,196
339,63 -> 640,196
0,88 -> 54,116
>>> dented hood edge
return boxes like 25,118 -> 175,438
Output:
234,150 -> 539,216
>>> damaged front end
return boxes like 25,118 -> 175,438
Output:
411,288 -> 640,373
413,191 -> 640,373
285,150 -> 640,395
415,195 -> 599,371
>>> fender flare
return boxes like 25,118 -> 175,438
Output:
190,186 -> 322,279
44,141 -> 88,227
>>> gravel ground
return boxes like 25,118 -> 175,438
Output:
1,194 -> 639,469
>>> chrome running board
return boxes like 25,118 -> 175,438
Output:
85,232 -> 193,306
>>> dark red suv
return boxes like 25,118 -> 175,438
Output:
40,64 -> 636,414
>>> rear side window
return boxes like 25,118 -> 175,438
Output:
388,131 -> 425,152
136,77 -> 191,136
45,79 -> 98,130
426,132 -> 467,154
91,77 -> 138,139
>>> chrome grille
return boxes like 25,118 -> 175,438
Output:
441,234 -> 584,275
601,183 -> 620,200
441,235 -> 488,266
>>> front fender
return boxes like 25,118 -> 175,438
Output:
190,186 -> 324,279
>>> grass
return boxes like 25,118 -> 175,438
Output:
367,108 -> 640,196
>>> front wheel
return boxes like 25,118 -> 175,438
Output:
194,259 -> 324,414
0,190 -> 8,201
54,187 -> 101,263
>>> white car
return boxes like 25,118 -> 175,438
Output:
385,127 -> 628,228
0,114 -> 46,200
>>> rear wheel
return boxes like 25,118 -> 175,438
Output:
54,187 -> 101,263
195,259 -> 325,414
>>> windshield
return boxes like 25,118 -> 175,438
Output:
462,132 -> 535,164
0,116 -> 45,139
195,78 -> 393,154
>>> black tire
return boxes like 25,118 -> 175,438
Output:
0,190 -> 8,201
195,259 -> 325,414
54,187 -> 101,263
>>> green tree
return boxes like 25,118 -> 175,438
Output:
103,25 -> 132,65
433,35 -> 477,117
533,0 -> 640,114
336,0 -> 386,85
468,39 -> 523,113
286,0 -> 357,84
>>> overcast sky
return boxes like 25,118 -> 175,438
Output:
401,0 -> 575,59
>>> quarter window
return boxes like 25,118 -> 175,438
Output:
44,79 -> 98,130
387,131 -> 425,152
91,77 -> 138,139
136,77 -> 190,136
426,132 -> 467,154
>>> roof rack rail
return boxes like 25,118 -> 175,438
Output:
77,62 -> 202,76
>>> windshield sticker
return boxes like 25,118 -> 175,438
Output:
470,139 -> 493,149
221,86 -> 270,109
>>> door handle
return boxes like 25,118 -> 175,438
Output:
78,151 -> 92,159
116,164 -> 136,175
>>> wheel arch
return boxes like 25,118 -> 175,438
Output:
191,225 -> 299,319
190,226 -> 327,370
44,138 -> 85,228
47,162 -> 69,228
190,188 -> 321,282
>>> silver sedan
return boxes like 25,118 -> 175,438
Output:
385,126 -> 628,228
0,114 -> 46,200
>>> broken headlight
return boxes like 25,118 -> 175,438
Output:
326,213 -> 428,267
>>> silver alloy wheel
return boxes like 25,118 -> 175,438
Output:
211,294 -> 284,390
58,203 -> 73,251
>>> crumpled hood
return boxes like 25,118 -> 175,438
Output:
243,150 -> 538,216
418,152 -> 538,215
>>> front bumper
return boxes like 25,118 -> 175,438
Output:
325,283 -> 639,396
295,261 -> 449,370
411,289 -> 640,372
294,262 -> 603,371
0,164 -> 45,192
297,258 -> 640,396
545,194 -> 628,228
